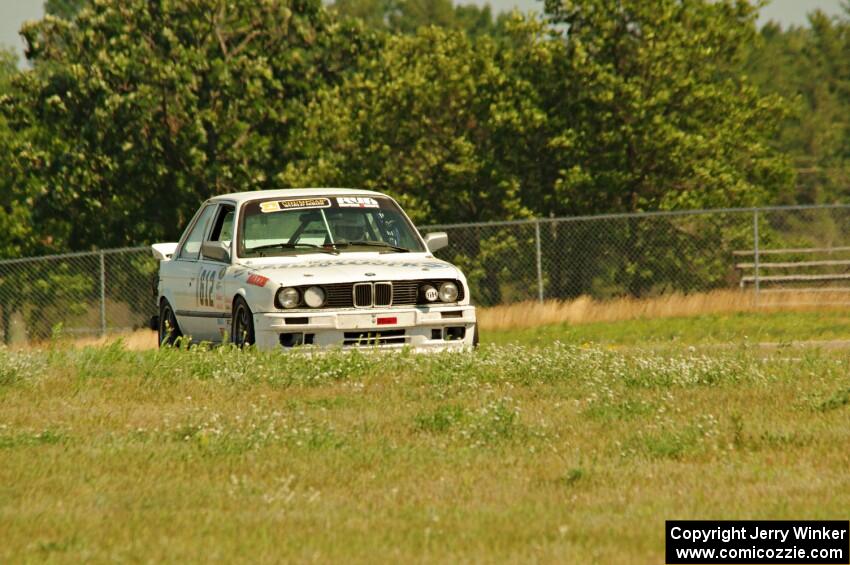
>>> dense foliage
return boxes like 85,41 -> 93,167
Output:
0,47 -> 33,258
745,14 -> 850,205
2,0 -> 374,252
43,0 -> 87,19
280,22 -> 549,224
0,0 -> 848,257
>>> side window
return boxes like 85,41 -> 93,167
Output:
178,205 -> 216,260
209,205 -> 235,244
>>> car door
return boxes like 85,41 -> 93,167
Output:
194,203 -> 236,342
170,203 -> 218,339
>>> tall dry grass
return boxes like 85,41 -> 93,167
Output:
15,329 -> 159,351
72,330 -> 159,350
478,289 -> 850,331
13,290 -> 850,349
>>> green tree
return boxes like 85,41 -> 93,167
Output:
0,47 -> 16,83
0,46 -> 41,341
745,11 -> 850,204
2,0 -> 373,251
332,0 -> 396,29
284,3 -> 793,221
538,0 -> 794,216
534,0 -> 797,296
2,1 -> 798,261
0,47 -> 36,259
280,21 -> 560,305
280,23 -> 554,224
44,0 -> 87,19
330,0 -> 498,37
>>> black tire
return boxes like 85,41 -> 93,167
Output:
159,299 -> 182,347
231,296 -> 255,347
473,323 -> 480,348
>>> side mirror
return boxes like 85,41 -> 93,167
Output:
201,241 -> 231,263
424,232 -> 448,253
151,242 -> 178,261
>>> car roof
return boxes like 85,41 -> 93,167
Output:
208,188 -> 387,205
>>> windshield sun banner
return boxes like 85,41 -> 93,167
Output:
259,198 -> 332,213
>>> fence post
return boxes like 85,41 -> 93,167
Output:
753,209 -> 760,306
99,250 -> 107,337
534,219 -> 544,303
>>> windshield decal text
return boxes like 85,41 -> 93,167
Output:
260,198 -> 331,213
337,197 -> 379,208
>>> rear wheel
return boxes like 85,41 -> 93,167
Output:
231,296 -> 255,347
158,299 -> 182,347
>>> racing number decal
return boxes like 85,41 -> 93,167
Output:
196,269 -> 217,307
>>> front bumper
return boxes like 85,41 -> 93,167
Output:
253,305 -> 476,351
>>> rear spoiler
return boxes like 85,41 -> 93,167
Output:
151,242 -> 178,261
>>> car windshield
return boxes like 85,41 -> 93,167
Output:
238,195 -> 426,257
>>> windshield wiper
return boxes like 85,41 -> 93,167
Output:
334,240 -> 411,253
247,242 -> 339,256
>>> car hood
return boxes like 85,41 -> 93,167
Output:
235,253 -> 462,286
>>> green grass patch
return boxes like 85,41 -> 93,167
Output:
482,310 -> 850,347
1,334 -> 848,562
817,387 -> 850,412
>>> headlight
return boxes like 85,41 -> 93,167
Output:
303,286 -> 325,308
277,287 -> 300,309
439,282 -> 459,302
421,284 -> 439,302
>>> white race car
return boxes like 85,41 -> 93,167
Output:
151,189 -> 477,351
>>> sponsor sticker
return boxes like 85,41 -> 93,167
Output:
260,198 -> 331,213
246,274 -> 270,287
337,197 -> 379,208
266,260 -> 449,270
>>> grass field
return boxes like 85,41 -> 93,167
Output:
2,314 -> 850,562
485,310 -> 850,348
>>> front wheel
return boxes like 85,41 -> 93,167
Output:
231,296 -> 255,348
472,323 -> 479,348
159,299 -> 182,347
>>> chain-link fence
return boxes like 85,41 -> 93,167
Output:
422,204 -> 850,306
2,204 -> 850,344
0,247 -> 157,344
